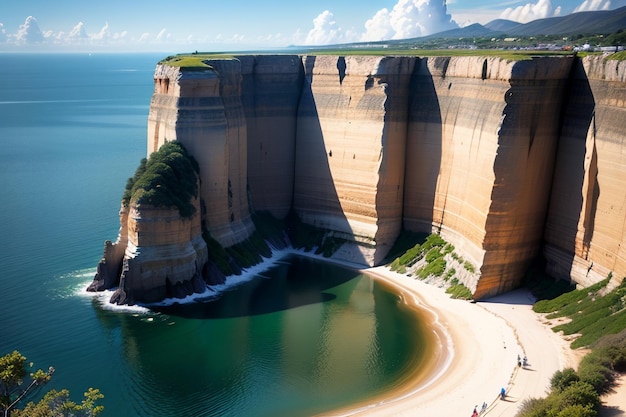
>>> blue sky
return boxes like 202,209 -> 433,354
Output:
1,0 -> 624,52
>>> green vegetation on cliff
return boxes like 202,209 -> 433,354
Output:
202,212 -> 286,277
159,53 -> 234,69
388,232 -> 473,299
607,51 -> 626,61
201,210 -> 348,278
122,141 -> 200,218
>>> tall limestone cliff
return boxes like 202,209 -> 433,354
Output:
295,56 -> 414,265
544,56 -> 626,290
404,56 -> 574,298
92,53 -> 626,305
148,62 -> 254,248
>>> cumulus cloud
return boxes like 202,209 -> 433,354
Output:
92,22 -> 110,41
499,0 -> 558,23
68,22 -> 89,40
305,10 -> 358,45
15,16 -> 44,44
362,0 -> 458,42
155,28 -> 168,41
573,0 -> 612,12
305,10 -> 341,44
0,23 -> 6,43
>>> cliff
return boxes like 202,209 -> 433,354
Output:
544,56 -> 626,290
92,53 -> 626,304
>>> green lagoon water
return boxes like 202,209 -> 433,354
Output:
0,53 -> 432,416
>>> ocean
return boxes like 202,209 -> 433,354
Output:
0,53 -> 430,416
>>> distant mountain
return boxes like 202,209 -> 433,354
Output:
421,23 -> 499,40
382,6 -> 626,45
501,6 -> 626,36
484,19 -> 522,33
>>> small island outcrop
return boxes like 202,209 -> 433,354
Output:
89,53 -> 626,305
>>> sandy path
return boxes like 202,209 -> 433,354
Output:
599,374 -> 626,417
321,266 -> 585,417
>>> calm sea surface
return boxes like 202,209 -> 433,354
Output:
0,53 -> 431,416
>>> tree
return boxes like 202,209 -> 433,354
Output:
13,388 -> 104,417
0,351 -> 102,417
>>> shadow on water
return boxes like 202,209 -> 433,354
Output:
150,255 -> 362,319
543,57 -> 597,282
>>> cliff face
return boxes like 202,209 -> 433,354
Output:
404,56 -> 574,298
96,53 -> 626,304
148,63 -> 254,248
294,56 -> 414,265
544,56 -> 626,290
90,187 -> 209,305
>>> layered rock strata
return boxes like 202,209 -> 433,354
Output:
544,56 -> 626,290
148,62 -> 254,248
94,53 -> 626,304
294,56 -> 414,265
90,194 -> 209,305
404,56 -> 574,298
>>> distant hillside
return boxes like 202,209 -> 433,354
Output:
484,19 -> 522,33
379,6 -> 626,45
503,6 -> 626,36
421,23 -> 500,40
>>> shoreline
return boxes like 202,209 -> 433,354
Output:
318,263 -> 583,417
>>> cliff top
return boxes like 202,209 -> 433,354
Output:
159,50 -> 583,69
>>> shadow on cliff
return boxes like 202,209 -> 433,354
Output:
149,254 -> 362,319
543,57 -> 598,282
291,56 -> 367,265
402,57 -> 443,237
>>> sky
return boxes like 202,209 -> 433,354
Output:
0,0 -> 624,52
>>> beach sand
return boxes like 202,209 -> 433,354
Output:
320,265 -> 588,417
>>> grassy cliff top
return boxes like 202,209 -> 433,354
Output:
159,54 -> 235,68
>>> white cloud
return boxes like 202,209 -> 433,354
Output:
68,22 -> 89,40
15,16 -> 44,44
113,30 -> 127,41
573,0 -> 612,12
155,28 -> 168,41
499,0 -> 557,23
0,23 -> 6,42
92,22 -> 110,41
363,9 -> 395,41
306,10 -> 340,44
362,0 -> 458,42
305,10 -> 358,45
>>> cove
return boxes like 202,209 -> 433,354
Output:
94,254 -> 435,416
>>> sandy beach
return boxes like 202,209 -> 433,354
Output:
321,265 -> 587,417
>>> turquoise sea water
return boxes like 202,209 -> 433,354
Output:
0,53 -> 430,416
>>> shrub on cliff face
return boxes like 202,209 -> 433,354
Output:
122,141 -> 200,218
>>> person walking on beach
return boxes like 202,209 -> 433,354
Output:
500,387 -> 506,400
471,406 -> 479,417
